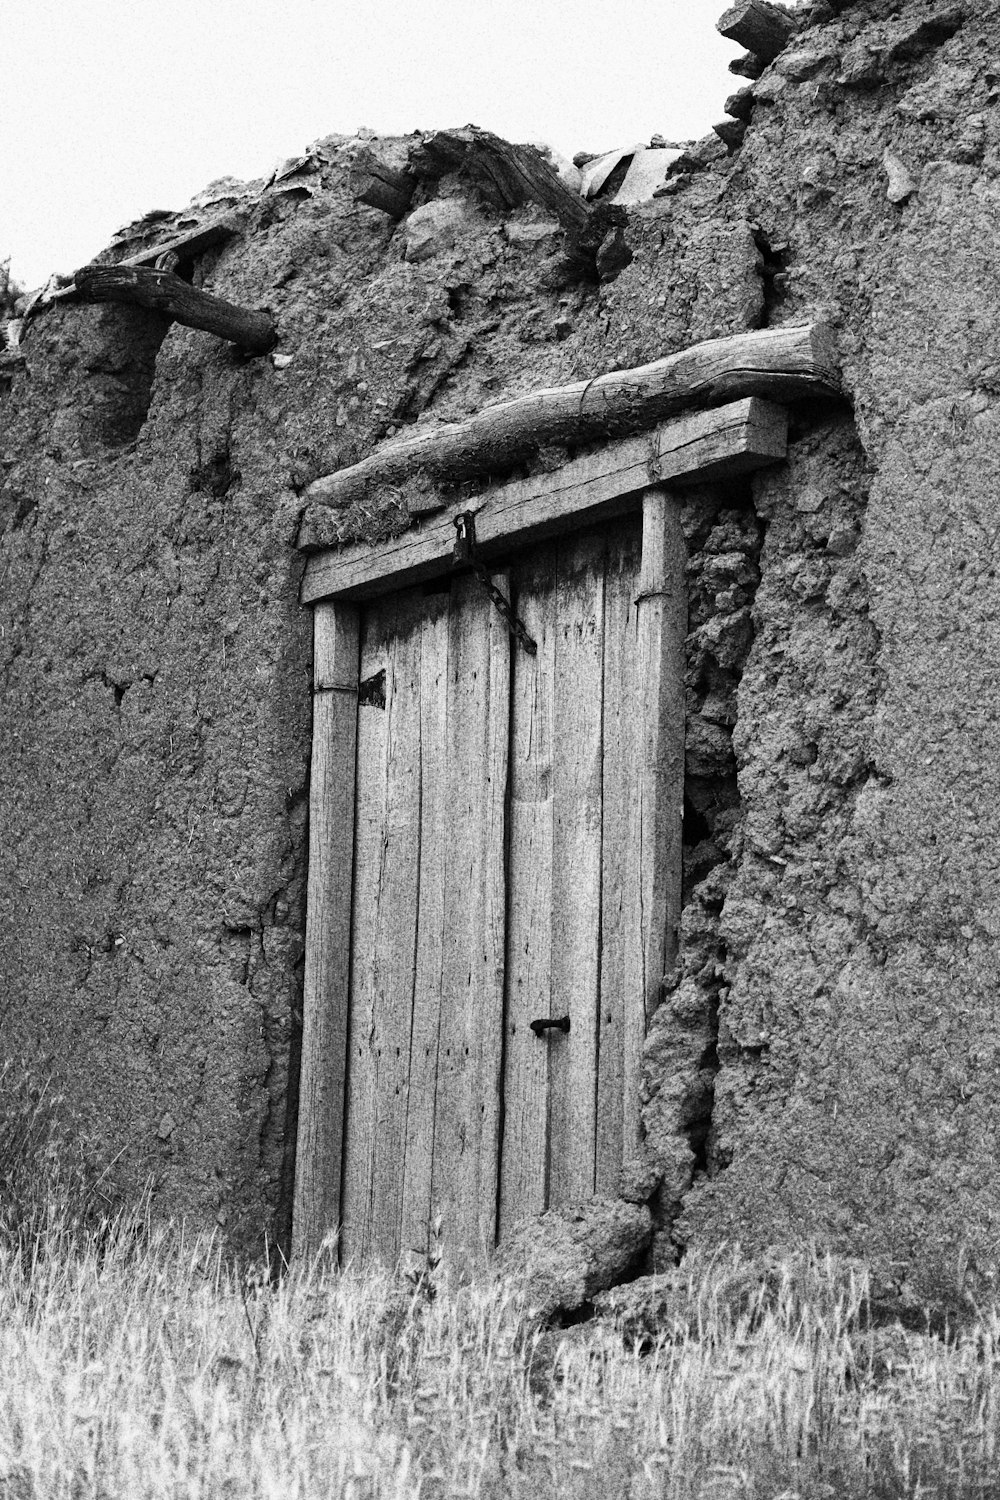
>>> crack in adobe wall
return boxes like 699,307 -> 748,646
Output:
637,478 -> 764,1269
673,410 -> 881,1256
637,408 -> 876,1271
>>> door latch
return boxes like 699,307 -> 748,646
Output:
453,512 -> 537,656
529,1016 -> 571,1038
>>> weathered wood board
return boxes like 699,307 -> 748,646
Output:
292,603 -> 360,1261
301,396 -> 786,577
339,593 -> 424,1266
309,510 -> 688,1266
302,321 -> 835,514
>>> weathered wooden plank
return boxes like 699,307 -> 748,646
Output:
349,148 -> 416,219
301,397 -> 788,594
410,126 -> 590,237
430,573 -> 510,1266
398,593 -> 450,1274
302,322 -> 836,517
596,526 -> 644,1192
717,0 -> 798,62
73,264 -> 277,354
499,554 -> 558,1234
293,602 -> 360,1261
339,595 -> 423,1265
117,212 -> 239,269
637,489 -> 687,1024
547,534 -> 606,1205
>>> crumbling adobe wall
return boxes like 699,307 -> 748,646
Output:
3,0 -> 1000,1290
0,136 -> 765,1249
669,0 -> 1000,1299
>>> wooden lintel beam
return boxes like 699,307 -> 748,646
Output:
73,264 -> 277,355
304,324 -> 838,518
300,396 -> 787,602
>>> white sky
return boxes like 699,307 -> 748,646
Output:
2,0 -> 739,290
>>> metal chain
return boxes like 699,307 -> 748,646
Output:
453,514 -> 537,656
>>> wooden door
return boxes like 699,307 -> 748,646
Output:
333,509 -> 683,1270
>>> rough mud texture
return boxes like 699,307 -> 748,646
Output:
496,1199 -> 653,1318
4,1 -> 1000,1289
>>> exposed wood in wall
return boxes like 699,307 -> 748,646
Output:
116,212 -> 240,269
349,148 -> 416,219
717,0 -> 799,62
635,487 -> 686,1029
409,126 -> 590,238
292,603 -> 361,1261
303,323 -> 839,522
301,396 -> 788,596
73,265 -> 277,355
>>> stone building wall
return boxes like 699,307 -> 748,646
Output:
2,0 -> 999,1293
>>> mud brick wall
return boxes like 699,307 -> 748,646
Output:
3,0 -> 1000,1295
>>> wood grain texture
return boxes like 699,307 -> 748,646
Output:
547,534 -> 606,1205
499,554 -> 558,1233
409,126 -> 590,236
596,526 -> 645,1192
117,212 -> 239,269
350,148 -> 416,219
398,594 -> 450,1274
430,573 -> 510,1267
302,322 -> 834,515
637,489 -> 687,1024
301,397 -> 787,590
293,603 -> 360,1260
73,264 -> 277,354
340,595 -> 423,1265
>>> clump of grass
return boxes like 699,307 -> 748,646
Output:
0,1226 -> 998,1498
0,1058 -> 119,1251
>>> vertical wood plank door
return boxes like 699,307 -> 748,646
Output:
335,510 -> 683,1269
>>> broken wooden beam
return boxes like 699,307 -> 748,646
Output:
717,0 -> 798,63
73,264 -> 277,355
117,212 -> 239,270
300,396 -> 788,591
302,323 -> 840,519
349,148 -> 416,219
409,127 -> 591,240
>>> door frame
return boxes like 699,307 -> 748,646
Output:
293,396 -> 788,1259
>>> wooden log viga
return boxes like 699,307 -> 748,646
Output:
73,264 -> 277,355
305,322 -> 842,511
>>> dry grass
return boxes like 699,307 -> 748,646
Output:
0,1224 -> 996,1499
0,1064 -> 996,1498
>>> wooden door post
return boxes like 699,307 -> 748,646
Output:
293,601 -> 360,1260
637,487 -> 687,1022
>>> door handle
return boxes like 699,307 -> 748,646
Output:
529,1016 -> 570,1037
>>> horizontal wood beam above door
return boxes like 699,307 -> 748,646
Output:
301,321 -> 839,526
301,395 -> 786,604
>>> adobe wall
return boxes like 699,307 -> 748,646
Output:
1,0 -> 997,1291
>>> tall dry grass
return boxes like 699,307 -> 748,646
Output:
1,1065 -> 997,1497
0,1225 -> 996,1499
